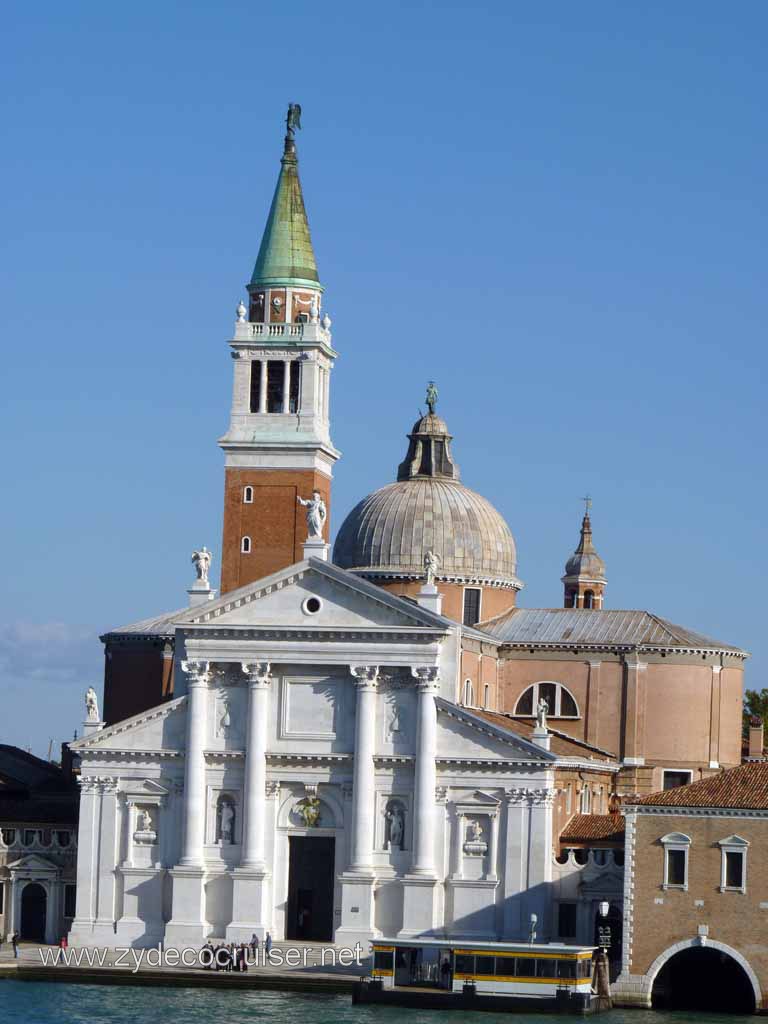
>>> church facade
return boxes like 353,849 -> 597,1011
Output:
68,112 -> 746,950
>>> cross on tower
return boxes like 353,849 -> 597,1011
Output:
581,494 -> 592,516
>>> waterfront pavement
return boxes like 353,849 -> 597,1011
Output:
0,940 -> 367,992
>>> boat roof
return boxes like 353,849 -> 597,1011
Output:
372,938 -> 595,955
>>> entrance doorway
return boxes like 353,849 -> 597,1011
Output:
20,883 -> 47,942
652,946 -> 756,1013
286,836 -> 335,941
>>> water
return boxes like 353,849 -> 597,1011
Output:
0,982 -> 756,1024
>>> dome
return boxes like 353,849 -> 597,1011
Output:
564,548 -> 606,579
333,478 -> 518,583
333,393 -> 520,588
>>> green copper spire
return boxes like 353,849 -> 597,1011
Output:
250,106 -> 321,291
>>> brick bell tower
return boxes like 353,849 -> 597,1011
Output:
219,105 -> 340,594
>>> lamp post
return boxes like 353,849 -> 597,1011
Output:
597,901 -> 611,953
528,913 -> 538,945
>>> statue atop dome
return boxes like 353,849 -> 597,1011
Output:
425,381 -> 438,415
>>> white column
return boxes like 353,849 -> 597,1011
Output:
259,360 -> 267,414
179,660 -> 210,867
94,779 -> 119,933
453,811 -> 464,878
241,662 -> 271,868
68,776 -> 100,940
349,665 -> 378,872
282,360 -> 291,414
411,666 -> 439,875
488,813 -> 500,880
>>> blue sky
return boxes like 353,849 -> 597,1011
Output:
1,2 -> 766,756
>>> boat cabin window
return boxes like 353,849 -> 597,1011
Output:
373,950 -> 393,972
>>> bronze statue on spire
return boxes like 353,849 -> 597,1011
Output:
286,103 -> 302,136
425,381 -> 438,415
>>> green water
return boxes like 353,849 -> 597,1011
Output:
0,983 -> 756,1024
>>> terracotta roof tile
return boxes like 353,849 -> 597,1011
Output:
561,814 -> 625,843
633,762 -> 768,810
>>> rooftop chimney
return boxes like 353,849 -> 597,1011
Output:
748,716 -> 764,759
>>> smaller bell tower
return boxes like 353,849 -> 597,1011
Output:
562,498 -> 607,609
219,107 -> 340,594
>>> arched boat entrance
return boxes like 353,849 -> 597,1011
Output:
652,946 -> 756,1013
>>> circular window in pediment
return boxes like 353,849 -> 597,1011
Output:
302,596 -> 322,615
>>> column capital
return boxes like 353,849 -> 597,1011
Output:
181,660 -> 211,686
242,661 -> 272,686
350,665 -> 379,688
411,665 -> 440,690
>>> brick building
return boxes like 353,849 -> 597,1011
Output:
615,761 -> 768,1012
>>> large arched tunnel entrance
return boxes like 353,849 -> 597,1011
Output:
652,946 -> 756,1013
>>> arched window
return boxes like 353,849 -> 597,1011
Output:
463,679 -> 474,706
580,785 -> 592,814
241,536 -> 251,554
243,486 -> 254,503
583,590 -> 595,608
514,682 -> 580,719
483,683 -> 490,709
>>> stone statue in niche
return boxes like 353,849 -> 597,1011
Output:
217,697 -> 232,738
85,687 -> 100,722
463,818 -> 488,857
385,801 -> 406,850
387,700 -> 402,738
217,798 -> 236,843
137,808 -> 153,832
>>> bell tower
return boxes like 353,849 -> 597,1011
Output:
219,106 -> 340,594
562,498 -> 607,608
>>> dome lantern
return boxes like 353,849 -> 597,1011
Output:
333,390 -> 522,625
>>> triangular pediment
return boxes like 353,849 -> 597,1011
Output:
436,699 -> 556,762
7,853 -> 60,874
71,697 -> 186,754
180,559 -> 453,634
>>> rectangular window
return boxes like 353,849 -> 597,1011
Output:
663,770 -> 692,790
454,954 -> 474,976
557,959 -> 577,979
64,884 -> 77,918
249,360 -> 262,413
577,958 -> 593,979
536,958 -> 558,978
289,361 -> 301,413
0,883 -> 4,914
724,850 -> 745,890
494,956 -> 515,977
666,848 -> 687,887
463,588 -> 482,626
373,950 -> 393,972
475,955 -> 495,976
558,902 -> 577,938
266,360 -> 284,413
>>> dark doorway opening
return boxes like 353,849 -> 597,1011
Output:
21,882 -> 47,942
286,836 -> 335,942
652,947 -> 755,1013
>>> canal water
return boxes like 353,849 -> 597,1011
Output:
0,982 -> 756,1024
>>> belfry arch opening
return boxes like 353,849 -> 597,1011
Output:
652,946 -> 756,1014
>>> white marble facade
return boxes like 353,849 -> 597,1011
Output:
69,560 -> 562,949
